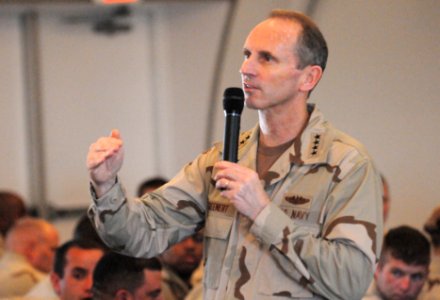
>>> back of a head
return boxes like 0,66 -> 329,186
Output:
73,214 -> 109,250
5,217 -> 57,252
0,191 -> 27,236
5,217 -> 59,273
137,177 -> 168,197
424,206 -> 440,248
380,225 -> 430,267
93,252 -> 162,299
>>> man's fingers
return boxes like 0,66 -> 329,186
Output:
87,154 -> 105,169
111,129 -> 121,140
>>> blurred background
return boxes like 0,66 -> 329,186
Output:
1,0 -> 439,241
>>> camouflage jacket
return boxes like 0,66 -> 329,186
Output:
89,104 -> 383,300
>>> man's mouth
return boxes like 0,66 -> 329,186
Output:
243,83 -> 257,91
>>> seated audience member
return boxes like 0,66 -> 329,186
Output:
136,177 -> 203,300
160,231 -> 203,300
73,213 -> 109,250
0,217 -> 59,297
25,239 -> 106,300
363,225 -> 430,300
0,190 -> 27,257
49,239 -> 105,300
183,262 -> 203,300
421,206 -> 440,299
92,252 -> 163,300
136,177 -> 168,197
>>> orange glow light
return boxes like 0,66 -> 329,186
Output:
98,0 -> 138,4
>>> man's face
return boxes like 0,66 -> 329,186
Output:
240,18 -> 311,111
160,233 -> 203,276
375,255 -> 428,300
30,228 -> 59,273
131,270 -> 163,300
51,247 -> 104,300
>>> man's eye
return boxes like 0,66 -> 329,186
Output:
391,269 -> 404,278
262,53 -> 272,61
147,289 -> 161,299
72,270 -> 87,280
411,273 -> 425,281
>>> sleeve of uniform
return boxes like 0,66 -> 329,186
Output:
250,154 -> 383,300
87,147 -> 217,258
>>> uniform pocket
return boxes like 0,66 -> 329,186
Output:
203,214 -> 234,289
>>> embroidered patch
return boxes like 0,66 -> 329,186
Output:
285,195 -> 310,205
281,195 -> 312,221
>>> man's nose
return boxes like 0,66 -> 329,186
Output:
85,274 -> 94,290
240,58 -> 256,78
182,237 -> 197,249
399,276 -> 411,291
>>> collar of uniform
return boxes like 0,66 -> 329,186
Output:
213,125 -> 256,161
260,103 -> 334,186
299,103 -> 334,165
213,104 -> 333,167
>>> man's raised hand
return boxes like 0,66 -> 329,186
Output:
87,129 -> 124,197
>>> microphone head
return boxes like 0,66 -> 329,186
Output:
223,87 -> 244,114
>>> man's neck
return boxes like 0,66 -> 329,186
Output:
258,99 -> 309,147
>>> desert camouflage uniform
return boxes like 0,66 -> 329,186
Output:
89,104 -> 383,300
362,280 -> 383,300
161,266 -> 190,300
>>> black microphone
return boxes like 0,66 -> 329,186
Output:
222,87 -> 244,162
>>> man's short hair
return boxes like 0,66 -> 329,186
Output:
73,214 -> 109,250
379,225 -> 430,267
137,177 -> 168,197
53,239 -> 105,278
269,9 -> 328,71
93,252 -> 162,297
0,191 -> 27,236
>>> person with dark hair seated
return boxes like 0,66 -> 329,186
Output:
136,177 -> 168,198
92,252 -> 163,300
363,225 -> 431,300
25,239 -> 106,300
73,213 -> 109,251
0,190 -> 27,258
136,177 -> 202,300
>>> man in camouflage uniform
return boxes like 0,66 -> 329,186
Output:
87,9 -> 383,300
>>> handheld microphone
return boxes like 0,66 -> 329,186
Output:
222,87 -> 244,162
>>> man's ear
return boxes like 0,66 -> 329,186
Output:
50,271 -> 62,296
114,289 -> 133,300
24,241 -> 38,267
299,65 -> 323,94
374,263 -> 383,281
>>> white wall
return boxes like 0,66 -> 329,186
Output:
0,16 -> 28,198
311,0 -> 440,230
0,0 -> 439,235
